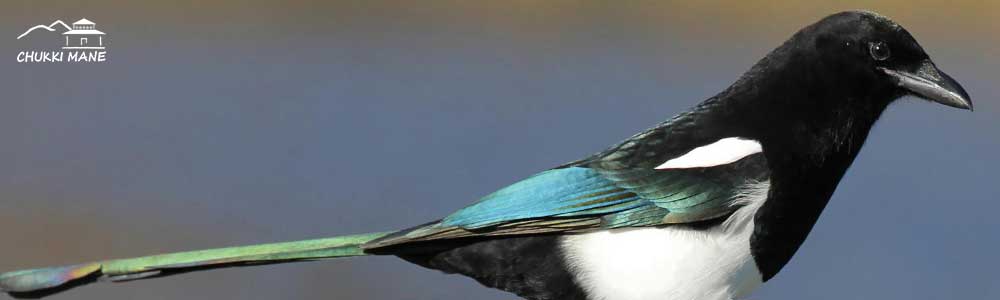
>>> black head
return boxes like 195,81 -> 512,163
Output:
778,11 -> 972,111
713,11 -> 972,163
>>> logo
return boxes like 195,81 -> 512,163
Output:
16,18 -> 108,63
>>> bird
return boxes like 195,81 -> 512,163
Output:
0,10 -> 973,300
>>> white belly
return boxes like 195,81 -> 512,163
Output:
559,183 -> 768,300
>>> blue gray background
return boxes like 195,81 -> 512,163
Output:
2,1 -> 997,299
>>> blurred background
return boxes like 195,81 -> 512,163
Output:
2,1 -> 997,299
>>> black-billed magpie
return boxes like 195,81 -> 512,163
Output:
0,10 -> 973,300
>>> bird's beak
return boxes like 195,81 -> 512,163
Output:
879,60 -> 973,110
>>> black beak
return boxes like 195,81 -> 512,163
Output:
879,60 -> 973,110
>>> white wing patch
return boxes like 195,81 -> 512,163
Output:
655,137 -> 762,170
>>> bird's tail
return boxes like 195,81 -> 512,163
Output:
0,231 -> 393,298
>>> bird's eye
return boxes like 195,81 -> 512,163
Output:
869,41 -> 890,61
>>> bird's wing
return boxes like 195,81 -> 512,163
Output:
364,125 -> 770,249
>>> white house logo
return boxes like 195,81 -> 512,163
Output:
16,18 -> 108,63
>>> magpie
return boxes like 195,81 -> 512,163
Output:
0,10 -> 973,300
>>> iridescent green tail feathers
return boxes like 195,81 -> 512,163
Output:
0,231 -> 392,298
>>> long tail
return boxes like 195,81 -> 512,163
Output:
0,231 -> 393,298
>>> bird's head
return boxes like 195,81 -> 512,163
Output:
777,10 -> 973,111
718,11 -> 973,163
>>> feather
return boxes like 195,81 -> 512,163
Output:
0,232 -> 392,296
366,153 -> 769,249
654,138 -> 763,169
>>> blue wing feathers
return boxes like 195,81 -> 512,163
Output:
440,156 -> 761,230
441,167 -> 641,228
367,140 -> 768,248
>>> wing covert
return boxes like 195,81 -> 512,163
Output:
365,150 -> 768,249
